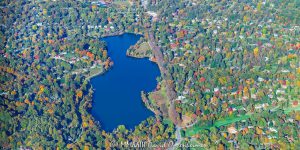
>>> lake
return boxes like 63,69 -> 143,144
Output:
91,33 -> 160,131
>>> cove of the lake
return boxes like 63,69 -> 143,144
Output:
91,33 -> 160,131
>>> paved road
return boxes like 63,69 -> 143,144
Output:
168,127 -> 182,150
174,127 -> 182,146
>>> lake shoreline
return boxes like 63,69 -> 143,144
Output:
86,32 -> 143,80
86,67 -> 105,80
90,33 -> 160,131
85,32 -> 166,121
86,32 -> 163,129
86,30 -> 159,80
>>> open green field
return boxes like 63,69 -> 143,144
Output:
284,106 -> 300,114
185,105 -> 300,137
214,114 -> 251,127
149,81 -> 167,104
113,0 -> 131,8
163,118 -> 173,125
185,114 -> 250,137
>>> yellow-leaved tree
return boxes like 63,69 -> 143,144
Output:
253,47 -> 259,57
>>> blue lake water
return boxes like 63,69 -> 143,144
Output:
91,33 -> 160,131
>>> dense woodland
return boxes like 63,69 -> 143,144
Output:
147,0 -> 299,149
0,0 -> 299,149
0,0 -> 175,149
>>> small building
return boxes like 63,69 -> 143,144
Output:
227,127 -> 238,134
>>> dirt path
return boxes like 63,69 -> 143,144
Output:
148,31 -> 180,125
148,31 -> 186,150
148,31 -> 177,102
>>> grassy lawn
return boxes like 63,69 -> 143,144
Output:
148,81 -> 170,115
149,81 -> 168,105
284,105 -> 300,114
160,83 -> 167,99
89,67 -> 102,75
185,114 -> 251,137
184,104 -> 299,137
139,42 -> 151,52
214,114 -> 251,127
86,66 -> 103,79
127,41 -> 152,58
185,125 -> 210,136
113,0 -> 131,8
132,42 -> 152,58
163,118 -> 173,125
